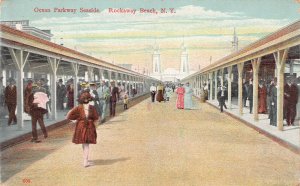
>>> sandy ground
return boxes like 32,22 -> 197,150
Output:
1,93 -> 300,186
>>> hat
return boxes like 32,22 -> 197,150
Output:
58,79 -> 63,83
80,82 -> 88,87
78,90 -> 93,103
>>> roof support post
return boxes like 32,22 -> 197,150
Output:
71,63 -> 79,107
48,57 -> 60,120
9,48 -> 30,129
214,71 -> 218,101
209,73 -> 213,100
251,57 -> 261,121
274,48 -> 289,131
237,63 -> 244,115
227,66 -> 233,109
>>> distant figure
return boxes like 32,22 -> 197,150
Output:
176,83 -> 185,109
150,83 -> 157,102
90,83 -> 100,115
97,81 -> 110,123
156,83 -> 164,102
0,77 -> 5,118
242,79 -> 248,107
109,81 -> 119,117
132,86 -> 136,97
248,79 -> 253,114
165,86 -> 172,101
284,77 -> 298,126
5,78 -> 17,125
217,86 -> 227,112
172,84 -> 176,92
123,93 -> 129,110
258,81 -> 267,114
203,83 -> 208,100
184,82 -> 193,109
269,78 -> 277,126
57,79 -> 67,110
24,79 -> 33,114
66,91 -> 99,167
267,80 -> 275,115
67,84 -> 75,109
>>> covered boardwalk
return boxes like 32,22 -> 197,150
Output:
182,20 -> 300,133
0,24 -> 160,130
1,94 -> 300,185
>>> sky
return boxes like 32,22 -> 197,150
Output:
1,0 -> 299,74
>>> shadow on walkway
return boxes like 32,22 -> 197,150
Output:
91,157 -> 131,166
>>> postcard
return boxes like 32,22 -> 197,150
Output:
0,0 -> 300,185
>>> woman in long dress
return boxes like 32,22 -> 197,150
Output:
156,83 -> 164,102
184,82 -> 193,109
66,90 -> 99,167
258,83 -> 267,113
176,84 -> 185,109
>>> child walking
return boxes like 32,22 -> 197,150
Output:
123,93 -> 129,110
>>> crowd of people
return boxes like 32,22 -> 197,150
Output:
217,77 -> 298,126
149,82 -> 194,110
0,76 -> 142,143
150,82 -> 174,103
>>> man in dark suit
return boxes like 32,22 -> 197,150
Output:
56,79 -> 66,110
217,86 -> 227,112
270,78 -> 277,126
5,78 -> 17,125
242,79 -> 248,107
248,79 -> 253,114
27,83 -> 49,143
284,78 -> 298,126
109,81 -> 119,117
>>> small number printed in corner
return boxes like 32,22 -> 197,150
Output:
22,178 -> 31,184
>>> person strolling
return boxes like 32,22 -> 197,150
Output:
176,83 -> 185,109
217,86 -> 227,112
150,83 -> 157,102
66,91 -> 99,167
184,82 -> 193,110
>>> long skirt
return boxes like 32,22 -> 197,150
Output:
156,90 -> 164,102
176,94 -> 184,109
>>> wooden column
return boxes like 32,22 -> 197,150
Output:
237,63 -> 244,115
71,63 -> 79,107
274,49 -> 289,131
214,71 -> 218,100
220,68 -> 224,87
108,70 -> 112,86
98,69 -> 104,81
87,66 -> 93,82
9,48 -> 30,129
48,57 -> 60,120
209,73 -> 213,100
251,58 -> 261,121
227,66 -> 232,109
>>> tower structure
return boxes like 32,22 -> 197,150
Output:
179,38 -> 189,78
232,27 -> 238,52
152,44 -> 161,74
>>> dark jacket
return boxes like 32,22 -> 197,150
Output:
248,84 -> 253,100
5,85 -> 17,104
284,84 -> 298,105
110,87 -> 119,102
